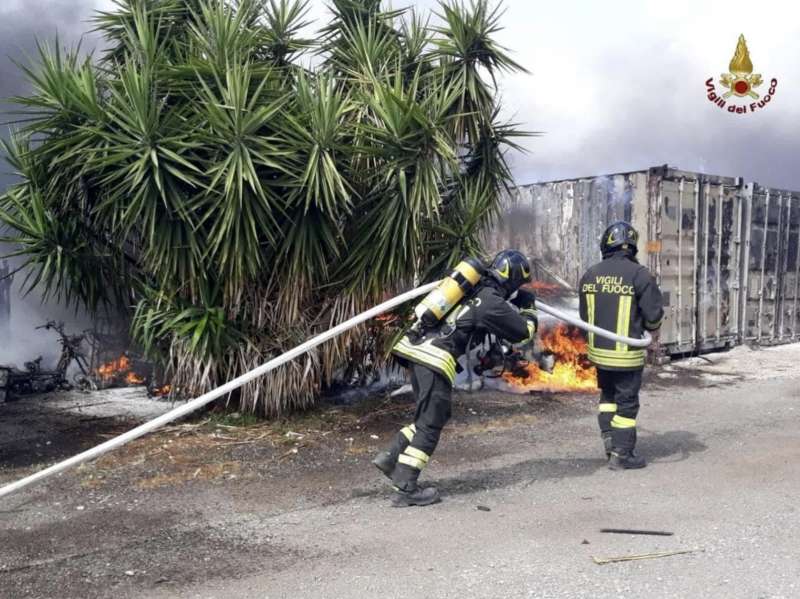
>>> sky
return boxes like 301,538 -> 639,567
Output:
1,0 -> 799,189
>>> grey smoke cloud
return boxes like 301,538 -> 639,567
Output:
0,1 -> 102,365
0,0 -> 103,190
0,1 -> 96,93
494,0 -> 800,189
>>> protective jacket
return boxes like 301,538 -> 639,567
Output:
579,252 -> 663,371
392,283 -> 537,385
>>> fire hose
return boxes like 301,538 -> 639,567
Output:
0,282 -> 650,500
536,302 -> 652,348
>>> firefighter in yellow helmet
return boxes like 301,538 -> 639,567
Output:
579,222 -> 664,470
373,250 -> 538,506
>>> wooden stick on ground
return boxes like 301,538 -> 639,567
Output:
600,528 -> 674,536
592,548 -> 704,565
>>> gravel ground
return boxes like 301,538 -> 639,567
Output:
1,344 -> 799,599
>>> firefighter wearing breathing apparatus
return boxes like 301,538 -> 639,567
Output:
579,221 -> 664,470
373,250 -> 539,507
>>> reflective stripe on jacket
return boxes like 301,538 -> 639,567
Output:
392,283 -> 537,385
579,252 -> 663,371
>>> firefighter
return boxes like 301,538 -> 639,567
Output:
579,221 -> 664,470
373,250 -> 539,507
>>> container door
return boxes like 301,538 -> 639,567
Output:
777,192 -> 800,340
744,185 -> 783,342
696,179 -> 741,350
654,176 -> 695,352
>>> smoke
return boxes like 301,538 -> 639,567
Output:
0,274 -> 95,370
495,0 -> 800,190
0,0 -> 105,191
0,1 -> 104,366
0,1 -> 104,181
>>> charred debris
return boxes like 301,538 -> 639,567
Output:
0,320 -> 169,403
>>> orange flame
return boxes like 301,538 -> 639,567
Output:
96,355 -> 132,382
502,324 -> 597,393
375,314 -> 399,324
126,371 -> 145,385
151,384 -> 172,397
95,355 -> 146,386
522,281 -> 568,300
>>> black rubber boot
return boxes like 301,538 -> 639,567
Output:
372,451 -> 395,480
608,425 -> 642,468
608,450 -> 646,470
391,486 -> 441,507
373,426 -> 414,481
598,408 -> 614,459
601,433 -> 613,460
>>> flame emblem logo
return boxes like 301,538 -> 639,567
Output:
719,35 -> 763,99
704,34 -> 777,115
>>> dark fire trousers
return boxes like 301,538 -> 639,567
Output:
597,368 -> 643,453
386,363 -> 452,492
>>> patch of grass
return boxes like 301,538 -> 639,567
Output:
205,411 -> 261,428
136,461 -> 243,490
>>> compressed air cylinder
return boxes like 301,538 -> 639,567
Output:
414,258 -> 484,328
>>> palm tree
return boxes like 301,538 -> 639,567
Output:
0,0 -> 529,416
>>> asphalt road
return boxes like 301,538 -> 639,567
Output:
154,346 -> 799,599
2,345 -> 799,598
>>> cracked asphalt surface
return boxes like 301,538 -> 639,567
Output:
1,344 -> 799,598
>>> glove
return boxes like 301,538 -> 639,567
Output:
514,289 -> 538,325
520,307 -> 538,335
511,288 -> 536,310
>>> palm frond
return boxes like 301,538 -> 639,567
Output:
260,0 -> 314,66
1,0 -> 529,417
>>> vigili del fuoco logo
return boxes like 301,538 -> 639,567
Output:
705,34 -> 778,114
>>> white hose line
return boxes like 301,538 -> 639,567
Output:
536,301 -> 653,348
0,282 -> 651,500
0,282 -> 439,500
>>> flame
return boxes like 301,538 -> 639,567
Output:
126,371 -> 145,385
151,384 -> 172,397
96,355 -> 132,382
95,354 -> 146,386
729,34 -> 753,74
522,280 -> 565,299
502,324 -> 597,393
375,314 -> 399,324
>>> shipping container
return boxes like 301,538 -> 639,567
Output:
741,182 -> 800,344
487,166 -> 800,356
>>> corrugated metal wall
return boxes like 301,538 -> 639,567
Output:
488,166 -> 800,356
741,183 -> 800,344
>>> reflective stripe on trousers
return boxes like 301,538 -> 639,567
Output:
391,364 -> 453,492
